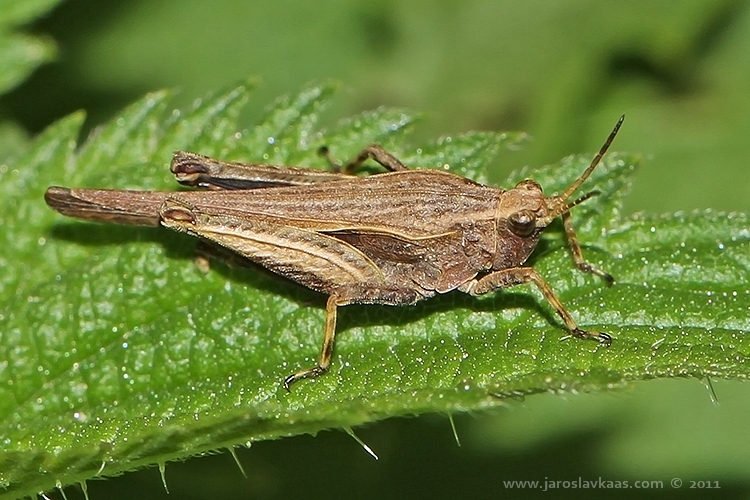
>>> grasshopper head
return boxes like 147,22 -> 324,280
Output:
492,116 -> 623,269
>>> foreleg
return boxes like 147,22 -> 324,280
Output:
459,266 -> 611,345
561,211 -> 614,285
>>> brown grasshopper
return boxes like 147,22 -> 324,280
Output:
45,116 -> 623,390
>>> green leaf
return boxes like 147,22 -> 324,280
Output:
0,0 -> 62,95
0,84 -> 747,498
0,0 -> 62,163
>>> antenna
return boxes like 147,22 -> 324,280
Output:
558,115 -> 624,202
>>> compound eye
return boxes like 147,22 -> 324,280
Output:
514,179 -> 542,192
508,210 -> 536,237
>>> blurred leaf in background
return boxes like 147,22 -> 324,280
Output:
1,0 -> 749,499
4,0 -> 750,213
0,0 -> 62,160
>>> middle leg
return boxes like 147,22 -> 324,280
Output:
319,144 -> 410,174
283,284 -> 423,390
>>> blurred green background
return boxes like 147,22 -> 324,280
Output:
4,0 -> 749,498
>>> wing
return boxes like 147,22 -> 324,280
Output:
179,169 -> 503,237
46,169 -> 503,236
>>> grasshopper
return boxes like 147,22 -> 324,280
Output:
45,116 -> 623,390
